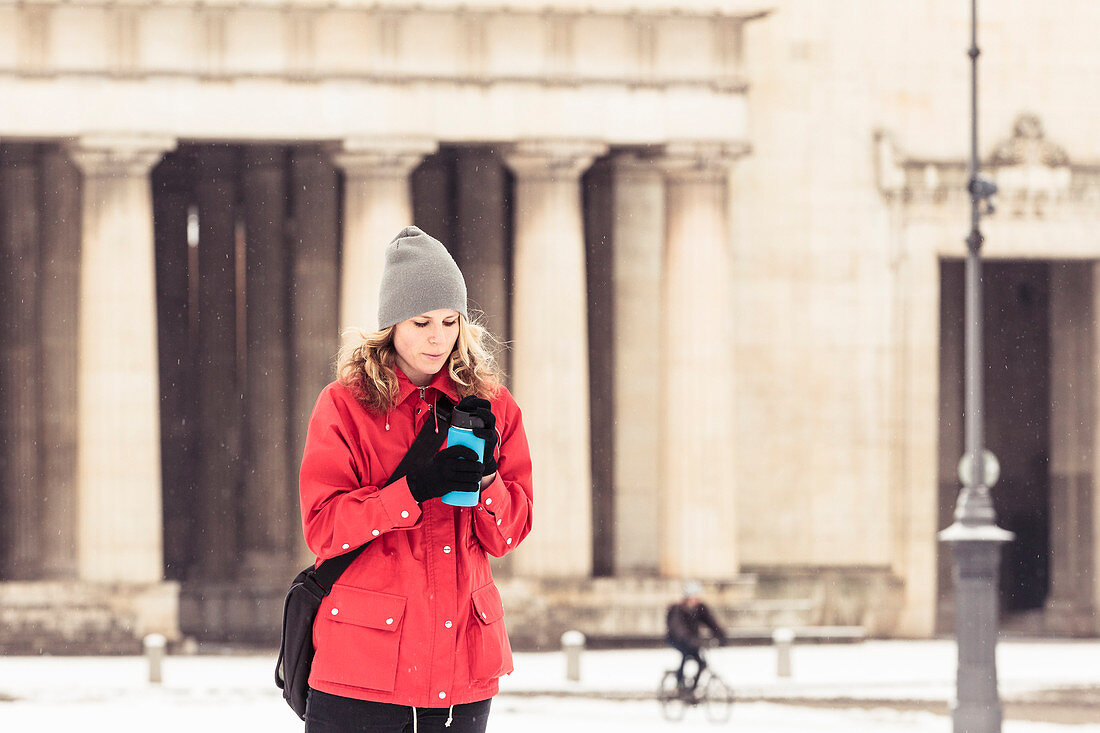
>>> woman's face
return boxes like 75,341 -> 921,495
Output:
392,309 -> 461,386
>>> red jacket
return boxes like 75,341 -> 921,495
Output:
299,368 -> 533,708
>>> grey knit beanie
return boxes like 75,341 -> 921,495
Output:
377,226 -> 468,330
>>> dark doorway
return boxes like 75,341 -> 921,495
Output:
938,260 -> 1052,621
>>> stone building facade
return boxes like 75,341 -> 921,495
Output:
1,0 -> 1098,651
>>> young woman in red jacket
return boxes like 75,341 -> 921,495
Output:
298,226 -> 534,733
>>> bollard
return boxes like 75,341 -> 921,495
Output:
144,633 -> 167,684
772,627 -> 794,678
561,630 -> 586,682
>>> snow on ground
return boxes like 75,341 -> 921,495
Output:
503,639 -> 1100,702
2,640 -> 1100,732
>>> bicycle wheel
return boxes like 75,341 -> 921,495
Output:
703,673 -> 734,723
658,670 -> 687,722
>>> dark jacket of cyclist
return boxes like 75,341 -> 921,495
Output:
666,583 -> 727,690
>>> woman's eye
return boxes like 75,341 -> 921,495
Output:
443,320 -> 457,327
413,321 -> 429,328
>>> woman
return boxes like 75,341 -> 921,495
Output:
298,226 -> 533,733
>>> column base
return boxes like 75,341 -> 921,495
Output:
0,581 -> 180,654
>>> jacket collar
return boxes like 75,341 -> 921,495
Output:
395,365 -> 461,406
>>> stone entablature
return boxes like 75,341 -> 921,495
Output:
0,0 -> 765,141
0,0 -> 760,88
875,114 -> 1100,218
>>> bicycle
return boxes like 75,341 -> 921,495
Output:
657,662 -> 735,723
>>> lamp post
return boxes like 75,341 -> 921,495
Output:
937,2 -> 1014,732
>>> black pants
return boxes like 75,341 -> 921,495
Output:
669,641 -> 706,690
304,688 -> 492,733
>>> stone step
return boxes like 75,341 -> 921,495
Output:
0,581 -> 179,655
494,576 -> 820,650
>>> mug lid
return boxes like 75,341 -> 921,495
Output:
450,408 -> 484,430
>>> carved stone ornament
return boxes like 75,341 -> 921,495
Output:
989,114 -> 1068,168
875,114 -> 1100,218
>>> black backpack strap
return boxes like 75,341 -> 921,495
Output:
311,395 -> 454,591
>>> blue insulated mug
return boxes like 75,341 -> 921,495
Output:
440,406 -> 485,507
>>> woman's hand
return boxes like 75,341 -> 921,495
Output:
456,396 -> 498,476
406,445 -> 483,503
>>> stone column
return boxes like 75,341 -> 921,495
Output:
66,135 -> 175,583
152,149 -> 198,581
289,147 -> 340,565
0,144 -> 42,579
893,244 -> 943,638
504,140 -> 607,578
195,145 -> 240,580
608,153 -> 665,575
333,138 -> 436,335
1048,262 -> 1095,633
582,155 -> 664,577
455,148 -> 511,352
656,142 -> 745,579
38,145 -> 82,579
241,146 -> 294,581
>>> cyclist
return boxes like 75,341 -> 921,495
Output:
666,581 -> 728,696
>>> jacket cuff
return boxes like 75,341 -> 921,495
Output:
476,474 -> 506,515
379,477 -> 422,527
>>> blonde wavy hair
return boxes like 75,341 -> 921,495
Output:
336,314 -> 505,414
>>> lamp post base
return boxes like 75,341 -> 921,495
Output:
951,698 -> 1002,733
939,522 -> 1014,733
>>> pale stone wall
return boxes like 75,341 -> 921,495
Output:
736,0 -> 901,575
736,0 -> 1100,636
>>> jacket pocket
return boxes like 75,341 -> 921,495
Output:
313,586 -> 407,692
466,582 -> 513,682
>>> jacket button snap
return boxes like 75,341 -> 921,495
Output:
439,692 -> 447,699
341,543 -> 350,550
372,529 -> 380,536
445,620 -> 452,628
484,498 -> 492,506
443,545 -> 451,553
506,538 -> 512,545
385,617 -> 393,625
401,510 -> 409,519
331,608 -> 339,615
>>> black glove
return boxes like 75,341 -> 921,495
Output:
456,395 -> 498,476
406,445 -> 483,503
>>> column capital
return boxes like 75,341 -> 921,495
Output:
654,139 -> 751,180
503,139 -> 608,180
332,137 -> 437,178
64,134 -> 176,177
